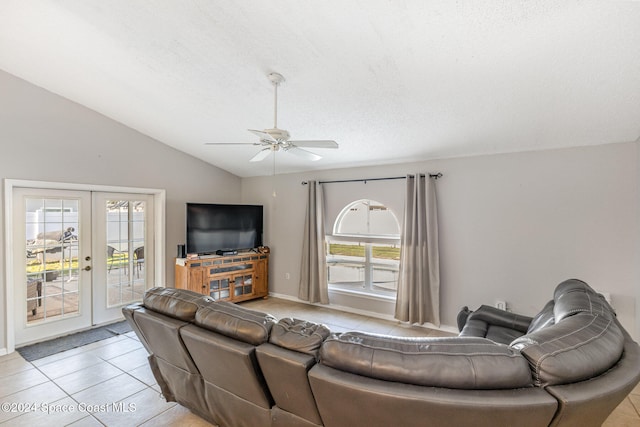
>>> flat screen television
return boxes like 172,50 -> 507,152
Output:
186,203 -> 263,255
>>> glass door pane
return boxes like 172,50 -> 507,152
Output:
105,199 -> 146,307
25,198 -> 80,323
92,192 -> 154,325
14,188 -> 92,346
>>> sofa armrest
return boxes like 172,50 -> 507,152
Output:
122,302 -> 151,353
457,306 -> 472,332
464,305 -> 533,333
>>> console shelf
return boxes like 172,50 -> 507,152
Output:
175,252 -> 268,302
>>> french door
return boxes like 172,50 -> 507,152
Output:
12,187 -> 155,346
92,192 -> 154,325
13,188 -> 92,345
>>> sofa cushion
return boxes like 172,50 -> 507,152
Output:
459,305 -> 532,345
320,332 -> 533,389
526,300 -> 555,334
269,317 -> 331,357
465,305 -> 533,333
486,325 -> 528,344
194,301 -> 276,345
511,313 -> 624,386
143,287 -> 213,322
553,279 -> 612,322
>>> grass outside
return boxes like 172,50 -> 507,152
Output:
26,253 -> 129,274
329,243 -> 400,261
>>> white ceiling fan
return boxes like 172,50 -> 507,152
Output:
205,72 -> 338,162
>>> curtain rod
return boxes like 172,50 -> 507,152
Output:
301,173 -> 442,185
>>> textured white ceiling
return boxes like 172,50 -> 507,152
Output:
1,1 -> 639,177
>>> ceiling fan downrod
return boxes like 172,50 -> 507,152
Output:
268,72 -> 285,130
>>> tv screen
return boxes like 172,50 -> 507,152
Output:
186,203 -> 263,255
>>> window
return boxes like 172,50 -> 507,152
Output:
326,199 -> 401,296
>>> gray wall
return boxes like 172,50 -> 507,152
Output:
242,142 -> 640,337
2,66 -> 639,350
0,70 -> 242,351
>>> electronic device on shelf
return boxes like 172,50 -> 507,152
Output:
216,249 -> 238,256
186,203 -> 263,256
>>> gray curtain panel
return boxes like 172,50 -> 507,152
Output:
299,181 -> 329,304
394,174 -> 440,326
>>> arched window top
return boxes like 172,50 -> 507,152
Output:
333,199 -> 400,238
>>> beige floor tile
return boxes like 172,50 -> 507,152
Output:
27,336 -> 125,368
140,403 -> 217,426
77,334 -> 129,352
628,393 -> 640,416
66,414 -> 105,426
0,355 -> 33,378
91,387 -> 176,426
0,381 -> 67,423
36,352 -> 105,379
0,351 -> 23,363
106,347 -> 150,372
425,328 -> 457,337
84,336 -> 144,361
321,322 -> 351,333
54,361 -> 124,395
30,347 -> 86,367
71,373 -> 147,407
0,366 -> 49,398
603,410 -> 640,427
356,318 -> 399,334
6,395 -> 88,426
390,325 -> 434,337
127,363 -> 158,388
610,396 -> 640,419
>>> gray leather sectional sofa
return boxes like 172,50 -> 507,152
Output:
123,279 -> 640,427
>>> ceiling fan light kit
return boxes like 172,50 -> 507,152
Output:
205,72 -> 338,164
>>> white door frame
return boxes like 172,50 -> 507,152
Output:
3,179 -> 165,354
13,188 -> 93,345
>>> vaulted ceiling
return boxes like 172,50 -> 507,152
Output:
1,1 -> 639,177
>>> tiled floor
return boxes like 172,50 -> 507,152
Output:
1,297 -> 639,426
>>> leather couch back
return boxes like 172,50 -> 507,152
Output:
143,286 -> 213,321
194,301 -> 276,345
180,301 -> 276,426
134,287 -> 213,373
319,332 -> 533,389
526,300 -> 555,334
269,317 -> 331,357
553,279 -> 613,321
511,279 -> 624,386
257,318 -> 331,426
126,288 -> 214,418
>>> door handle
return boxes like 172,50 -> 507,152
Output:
84,266 -> 92,271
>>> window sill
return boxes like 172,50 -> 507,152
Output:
328,285 -> 396,302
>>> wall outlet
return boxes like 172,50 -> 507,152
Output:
496,301 -> 507,311
285,272 -> 290,280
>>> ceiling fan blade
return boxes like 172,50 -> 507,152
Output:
248,129 -> 278,143
288,140 -> 338,149
287,146 -> 322,161
250,148 -> 272,162
204,142 -> 259,146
